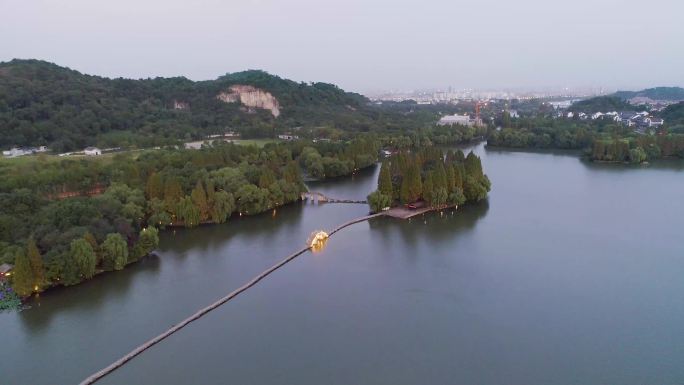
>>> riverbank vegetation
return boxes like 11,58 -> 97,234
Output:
0,137 -> 380,297
367,148 -> 490,213
0,281 -> 21,311
487,117 -> 684,163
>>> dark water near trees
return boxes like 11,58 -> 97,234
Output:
2,144 -> 684,385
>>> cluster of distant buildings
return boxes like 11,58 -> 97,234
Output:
2,146 -> 48,158
58,147 -> 103,157
564,111 -> 664,131
2,146 -> 106,158
437,114 -> 483,127
626,97 -> 676,112
277,134 -> 299,140
369,86 -> 602,105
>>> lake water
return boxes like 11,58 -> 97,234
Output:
2,144 -> 684,385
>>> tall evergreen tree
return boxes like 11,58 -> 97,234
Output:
446,150 -> 456,164
191,180 -> 209,221
83,231 -> 100,265
434,161 -> 447,191
163,177 -> 183,213
402,162 -> 422,203
27,238 -> 44,291
410,162 -> 423,202
145,173 -> 164,200
378,161 -> 393,197
11,248 -> 34,297
423,172 -> 434,206
445,164 -> 456,193
433,187 -> 448,208
464,152 -> 484,179
454,150 -> 466,162
454,164 -> 464,190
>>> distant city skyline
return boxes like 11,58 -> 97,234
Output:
2,0 -> 683,94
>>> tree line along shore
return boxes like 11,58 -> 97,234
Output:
487,115 -> 684,164
0,137 -> 382,304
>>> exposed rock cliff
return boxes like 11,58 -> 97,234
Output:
216,85 -> 280,117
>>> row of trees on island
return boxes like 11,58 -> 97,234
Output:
0,138 -> 380,298
367,148 -> 491,213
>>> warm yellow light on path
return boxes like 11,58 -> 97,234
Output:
308,230 -> 329,252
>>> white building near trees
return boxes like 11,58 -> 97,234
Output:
84,147 -> 102,156
437,114 -> 473,126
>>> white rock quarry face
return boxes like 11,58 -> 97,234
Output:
216,85 -> 280,117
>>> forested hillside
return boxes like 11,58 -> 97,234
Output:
0,60 -> 438,152
613,87 -> 684,101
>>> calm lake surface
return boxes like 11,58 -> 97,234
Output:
2,144 -> 684,385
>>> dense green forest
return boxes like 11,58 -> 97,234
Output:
487,125 -> 593,150
0,138 -> 379,298
0,60 -> 456,152
367,148 -> 490,212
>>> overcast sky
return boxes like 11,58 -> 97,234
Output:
1,0 -> 682,93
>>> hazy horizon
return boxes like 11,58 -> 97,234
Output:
1,0 -> 682,93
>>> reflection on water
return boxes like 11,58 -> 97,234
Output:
581,158 -> 684,172
485,146 -> 684,172
159,203 -> 306,255
369,200 -> 490,244
4,143 -> 684,385
305,163 -> 379,200
18,256 -> 161,333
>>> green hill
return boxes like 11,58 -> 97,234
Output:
568,96 -> 635,113
0,59 -> 402,152
613,87 -> 684,101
